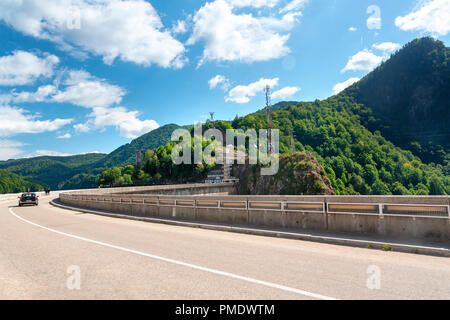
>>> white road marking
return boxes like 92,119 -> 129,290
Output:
9,206 -> 337,300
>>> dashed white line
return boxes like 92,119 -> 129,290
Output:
9,206 -> 337,300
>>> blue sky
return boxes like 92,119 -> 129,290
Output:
0,0 -> 449,159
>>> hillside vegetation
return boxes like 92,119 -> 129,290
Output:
344,37 -> 450,165
0,153 -> 106,190
232,95 -> 449,195
0,169 -> 43,193
0,124 -> 184,191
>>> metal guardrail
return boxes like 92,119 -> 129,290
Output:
60,193 -> 450,219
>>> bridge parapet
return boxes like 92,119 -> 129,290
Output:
59,187 -> 450,243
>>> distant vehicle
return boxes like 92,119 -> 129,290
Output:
18,193 -> 39,207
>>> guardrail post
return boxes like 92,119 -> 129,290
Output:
246,198 -> 250,226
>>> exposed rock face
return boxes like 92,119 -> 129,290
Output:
236,152 -> 335,195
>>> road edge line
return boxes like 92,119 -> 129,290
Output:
9,205 -> 337,300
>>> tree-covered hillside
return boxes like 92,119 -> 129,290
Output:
0,153 -> 105,190
0,124 -> 183,191
0,169 -> 43,193
232,95 -> 450,195
92,123 -> 186,169
343,37 -> 450,165
101,93 -> 450,195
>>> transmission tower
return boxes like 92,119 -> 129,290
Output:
264,85 -> 273,154
209,112 -> 215,128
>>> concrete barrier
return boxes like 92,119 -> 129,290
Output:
59,187 -> 450,243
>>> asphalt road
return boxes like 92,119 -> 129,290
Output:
0,195 -> 449,300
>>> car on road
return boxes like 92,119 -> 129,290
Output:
18,193 -> 39,206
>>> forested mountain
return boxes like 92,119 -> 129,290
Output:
0,153 -> 106,190
0,124 -> 185,191
102,91 -> 450,195
343,37 -> 450,165
92,123 -> 185,169
0,169 -> 43,193
253,101 -> 298,115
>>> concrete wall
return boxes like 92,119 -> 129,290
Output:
59,190 -> 450,243
65,183 -> 236,196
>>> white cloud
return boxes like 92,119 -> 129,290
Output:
227,0 -> 280,8
271,86 -> 300,100
187,0 -> 301,65
0,0 -> 186,68
280,0 -> 309,13
341,49 -> 383,73
172,20 -> 188,34
226,78 -> 279,103
209,75 -> 230,90
74,106 -> 159,139
34,150 -> 73,157
332,77 -> 360,95
372,42 -> 401,54
395,0 -> 450,36
51,70 -> 125,108
8,85 -> 57,103
348,27 -> 357,32
1,70 -> 124,109
0,51 -> 59,86
57,133 -> 72,139
0,105 -> 72,137
0,140 -> 25,160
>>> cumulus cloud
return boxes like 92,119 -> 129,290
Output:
0,105 -> 72,137
280,0 -> 309,13
348,27 -> 357,32
34,150 -> 73,157
7,85 -> 57,103
0,140 -> 26,160
227,0 -> 280,8
1,70 -> 125,109
372,42 -> 401,54
271,86 -> 300,100
0,0 -> 186,68
395,0 -> 450,36
332,77 -> 360,95
172,20 -> 188,34
208,75 -> 230,90
57,133 -> 72,139
74,106 -> 159,139
341,49 -> 383,73
226,78 -> 279,103
51,70 -> 125,108
187,0 -> 301,65
0,51 -> 59,86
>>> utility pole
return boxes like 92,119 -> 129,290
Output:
264,85 -> 272,155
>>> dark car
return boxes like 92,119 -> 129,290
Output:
18,193 -> 39,206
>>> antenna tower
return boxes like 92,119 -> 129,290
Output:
265,85 -> 272,154
209,112 -> 215,128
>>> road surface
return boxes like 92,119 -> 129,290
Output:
0,195 -> 449,299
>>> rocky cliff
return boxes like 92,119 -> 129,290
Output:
236,152 -> 335,195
